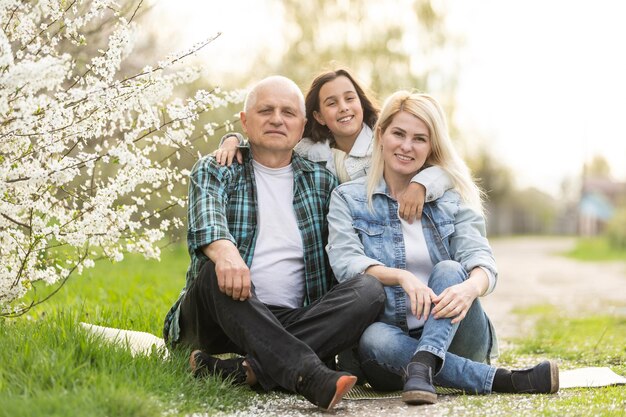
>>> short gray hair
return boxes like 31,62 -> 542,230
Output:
244,75 -> 305,115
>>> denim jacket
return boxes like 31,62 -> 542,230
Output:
327,176 -> 499,355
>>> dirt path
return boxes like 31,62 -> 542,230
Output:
220,237 -> 626,417
483,236 -> 626,341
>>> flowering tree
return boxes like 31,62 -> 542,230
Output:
0,0 -> 243,316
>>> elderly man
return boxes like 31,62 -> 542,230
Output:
163,76 -> 384,410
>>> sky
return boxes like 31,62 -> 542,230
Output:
148,0 -> 626,196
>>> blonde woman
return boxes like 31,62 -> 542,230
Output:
327,91 -> 559,405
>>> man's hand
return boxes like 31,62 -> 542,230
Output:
204,240 -> 251,301
398,182 -> 426,223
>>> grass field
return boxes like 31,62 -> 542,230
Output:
1,246 -> 257,417
565,237 -> 626,262
2,242 -> 625,416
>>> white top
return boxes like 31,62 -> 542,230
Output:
400,218 -> 434,330
249,160 -> 305,308
294,124 -> 373,181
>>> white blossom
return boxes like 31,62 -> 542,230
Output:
0,0 -> 243,315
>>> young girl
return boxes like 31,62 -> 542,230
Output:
215,69 -> 452,220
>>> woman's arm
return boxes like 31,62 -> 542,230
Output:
326,189 -> 383,281
431,266 -> 488,324
430,198 -> 497,323
366,265 -> 437,320
448,201 -> 498,294
327,188 -> 436,319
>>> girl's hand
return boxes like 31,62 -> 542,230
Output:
398,182 -> 426,223
213,135 -> 242,166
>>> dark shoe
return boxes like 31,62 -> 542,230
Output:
402,362 -> 437,405
189,350 -> 247,385
511,360 -> 559,394
297,368 -> 357,411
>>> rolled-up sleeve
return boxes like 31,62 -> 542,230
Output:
326,189 -> 383,282
187,158 -> 236,253
448,203 -> 498,295
411,166 -> 453,202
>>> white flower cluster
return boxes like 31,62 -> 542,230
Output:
0,0 -> 243,314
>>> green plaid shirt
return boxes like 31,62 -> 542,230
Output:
163,151 -> 338,344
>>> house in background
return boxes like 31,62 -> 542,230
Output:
578,177 -> 626,236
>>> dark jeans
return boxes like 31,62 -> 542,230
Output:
178,261 -> 385,392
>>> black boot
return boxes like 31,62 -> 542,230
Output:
189,350 -> 247,385
296,366 -> 357,411
493,360 -> 559,394
402,362 -> 437,405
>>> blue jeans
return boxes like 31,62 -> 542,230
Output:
358,261 -> 497,394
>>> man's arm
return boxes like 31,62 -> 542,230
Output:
188,158 -> 250,301
202,239 -> 251,301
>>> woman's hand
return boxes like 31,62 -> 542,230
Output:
398,182 -> 426,223
213,135 -> 243,166
431,280 -> 480,324
398,270 -> 437,320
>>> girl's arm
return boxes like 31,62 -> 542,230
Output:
398,166 -> 454,222
214,132 -> 246,166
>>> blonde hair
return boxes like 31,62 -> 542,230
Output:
366,91 -> 485,215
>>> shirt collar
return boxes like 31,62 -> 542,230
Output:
348,124 -> 373,157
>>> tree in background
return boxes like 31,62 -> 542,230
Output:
584,154 -> 612,179
0,0 -> 243,315
253,0 -> 547,234
264,0 -> 459,101
468,149 -> 515,234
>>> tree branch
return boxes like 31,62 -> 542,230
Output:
1,212 -> 31,230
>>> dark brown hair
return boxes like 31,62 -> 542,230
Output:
303,68 -> 379,143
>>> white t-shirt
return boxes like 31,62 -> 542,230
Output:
249,160 -> 305,308
401,218 -> 434,330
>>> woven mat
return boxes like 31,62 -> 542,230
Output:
345,384 -> 461,400
80,323 -> 626,396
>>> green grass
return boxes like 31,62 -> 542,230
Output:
19,245 -> 190,334
565,237 -> 626,262
0,310 -> 250,417
482,308 -> 626,416
1,246 -> 255,417
386,306 -> 626,416
512,313 -> 626,368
